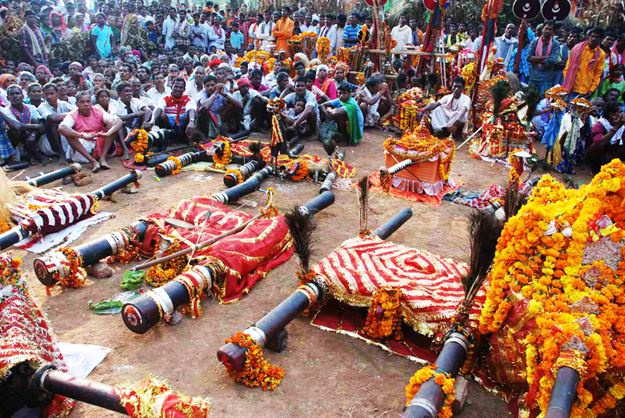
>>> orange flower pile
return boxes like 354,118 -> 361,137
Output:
362,287 -> 403,340
225,168 -> 244,185
405,365 -> 455,418
316,37 -> 330,60
0,253 -> 22,288
478,159 -> 625,416
223,331 -> 285,391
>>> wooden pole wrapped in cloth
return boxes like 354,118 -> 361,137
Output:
122,191 -> 335,334
0,170 -> 142,251
0,253 -> 211,417
33,166 -> 277,289
217,207 -> 414,371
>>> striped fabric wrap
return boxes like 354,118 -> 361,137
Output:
314,236 -> 486,337
11,188 -> 96,235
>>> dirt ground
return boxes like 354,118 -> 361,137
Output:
11,128 -> 589,418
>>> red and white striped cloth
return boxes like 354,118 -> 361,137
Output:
10,188 -> 112,253
314,236 -> 486,336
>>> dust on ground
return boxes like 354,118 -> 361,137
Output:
12,129 -> 590,417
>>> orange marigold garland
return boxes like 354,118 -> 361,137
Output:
223,331 -> 285,391
48,247 -> 86,294
167,156 -> 183,176
316,36 -> 330,60
128,129 -> 149,164
145,237 -> 188,287
405,365 -> 456,418
0,253 -> 23,288
477,160 -> 625,416
114,375 -> 211,417
225,168 -> 244,185
212,138 -> 232,169
362,287 -> 404,340
0,217 -> 12,233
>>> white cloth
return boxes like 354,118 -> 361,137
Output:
360,87 -> 380,126
328,25 -> 344,53
145,86 -> 171,108
206,25 -> 226,51
255,21 -> 275,51
495,36 -> 518,67
430,93 -> 471,131
391,25 -> 413,52
162,17 -> 178,49
233,89 -> 261,130
185,80 -> 204,101
38,100 -> 75,158
611,125 -> 625,146
113,98 -> 147,117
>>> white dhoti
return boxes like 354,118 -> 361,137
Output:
429,93 -> 471,133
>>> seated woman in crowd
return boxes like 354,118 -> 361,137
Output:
312,65 -> 337,103
58,90 -> 123,172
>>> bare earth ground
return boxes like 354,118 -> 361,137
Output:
12,129 -> 591,418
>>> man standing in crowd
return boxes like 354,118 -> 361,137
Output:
272,6 -> 294,54
563,27 -> 606,98
391,15 -> 413,54
495,24 -> 518,68
21,10 -> 48,67
343,13 -> 361,48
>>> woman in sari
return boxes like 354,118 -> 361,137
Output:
312,65 -> 337,103
320,82 -> 364,145
48,12 -> 68,45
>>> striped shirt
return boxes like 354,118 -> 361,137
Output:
343,24 -> 361,47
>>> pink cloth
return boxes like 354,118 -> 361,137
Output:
313,78 -> 338,100
591,122 -> 609,144
535,36 -> 553,58
69,106 -> 106,134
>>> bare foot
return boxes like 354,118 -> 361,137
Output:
91,161 -> 101,173
121,152 -> 130,161
99,159 -> 111,170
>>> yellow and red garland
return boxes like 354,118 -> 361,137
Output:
223,331 -> 285,391
405,365 -> 455,418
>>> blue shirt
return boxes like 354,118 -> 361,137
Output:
343,24 -> 361,47
229,30 -> 244,50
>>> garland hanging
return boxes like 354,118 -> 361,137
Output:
167,156 -> 183,176
362,287 -> 404,340
223,331 -> 285,391
405,365 -> 455,418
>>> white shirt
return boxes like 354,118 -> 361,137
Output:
185,80 -> 204,101
190,22 -> 209,50
438,93 -> 471,124
38,100 -> 75,119
206,25 -> 226,51
328,24 -> 344,53
162,17 -> 178,49
145,86 -> 171,108
114,97 -> 148,117
391,25 -> 413,52
155,96 -> 196,113
255,21 -> 275,51
0,104 -> 41,122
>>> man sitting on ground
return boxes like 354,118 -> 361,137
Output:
148,77 -> 197,142
283,76 -> 319,139
58,90 -> 123,172
38,83 -> 75,164
424,76 -> 471,141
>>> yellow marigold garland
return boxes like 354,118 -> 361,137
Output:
0,217 -> 12,233
212,139 -> 232,169
223,331 -> 285,391
477,160 -> 625,416
145,238 -> 188,287
316,36 -> 330,60
0,254 -> 22,288
128,129 -> 149,164
405,365 -> 455,418
225,168 -> 244,185
362,287 -> 404,340
289,160 -> 309,182
167,156 -> 183,176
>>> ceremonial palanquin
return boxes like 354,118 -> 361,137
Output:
476,159 -> 625,416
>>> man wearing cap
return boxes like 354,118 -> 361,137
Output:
21,10 -> 48,67
232,77 -> 269,134
272,6 -> 294,54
